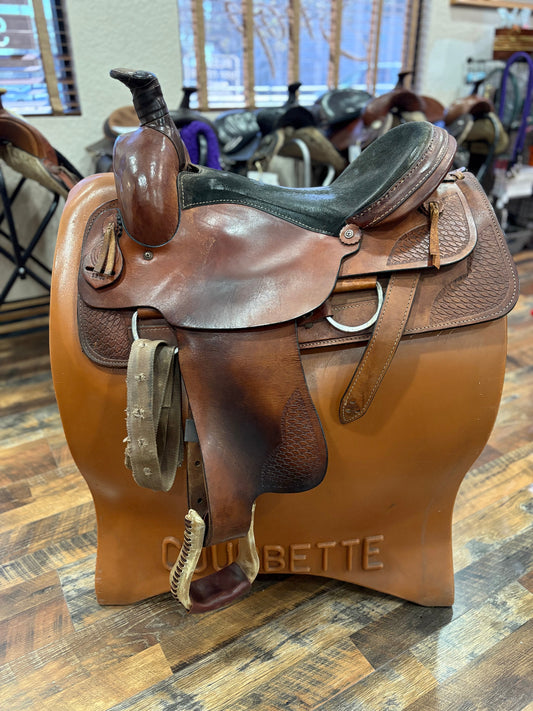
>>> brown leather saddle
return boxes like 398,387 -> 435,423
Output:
363,72 -> 426,122
0,88 -> 82,309
444,90 -> 509,184
359,72 -> 444,148
68,69 -> 518,613
0,89 -> 81,197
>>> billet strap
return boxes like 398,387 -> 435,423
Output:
339,271 -> 421,424
124,338 -> 184,491
170,505 -> 260,613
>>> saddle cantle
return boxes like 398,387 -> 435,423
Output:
51,69 -> 518,614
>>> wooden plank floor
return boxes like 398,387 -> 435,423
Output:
0,252 -> 532,711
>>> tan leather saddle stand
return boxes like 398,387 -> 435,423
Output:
51,70 -> 518,612
52,172 -> 511,608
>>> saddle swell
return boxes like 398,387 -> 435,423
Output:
71,69 -> 518,613
110,69 -> 190,247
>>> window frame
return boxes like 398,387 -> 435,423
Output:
178,0 -> 423,111
0,0 -> 80,117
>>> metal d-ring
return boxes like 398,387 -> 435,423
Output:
326,281 -> 383,333
131,310 -> 140,341
131,309 -> 178,353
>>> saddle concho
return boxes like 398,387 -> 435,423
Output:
50,69 -> 518,614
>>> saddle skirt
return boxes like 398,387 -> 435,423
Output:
63,69 -> 518,613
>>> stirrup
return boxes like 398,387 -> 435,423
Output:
169,505 -> 260,613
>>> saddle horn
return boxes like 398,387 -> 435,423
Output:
179,86 -> 197,110
396,70 -> 413,88
110,68 -> 190,247
110,68 -> 169,125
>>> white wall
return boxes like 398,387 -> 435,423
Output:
35,0 -> 183,174
417,0 -> 502,106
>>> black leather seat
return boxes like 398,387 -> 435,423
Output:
179,122 -> 438,236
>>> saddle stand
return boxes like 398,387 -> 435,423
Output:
50,70 -> 518,614
0,166 -> 60,303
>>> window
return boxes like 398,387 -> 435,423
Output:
0,0 -> 79,116
178,0 -> 421,110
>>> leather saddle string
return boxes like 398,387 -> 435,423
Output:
124,338 -> 184,492
339,270 -> 421,424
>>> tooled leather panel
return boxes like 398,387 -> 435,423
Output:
388,193 -> 469,265
260,389 -> 326,492
298,175 -> 517,350
176,324 -> 327,546
78,298 -> 176,368
78,298 -> 132,368
339,180 -> 476,277
427,176 -> 519,328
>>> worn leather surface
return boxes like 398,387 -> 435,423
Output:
188,562 -> 252,614
0,93 -> 81,193
338,271 -> 421,424
78,201 -> 358,330
179,122 -> 451,236
363,87 -> 426,126
76,171 -> 516,369
0,109 -> 58,162
77,128 -> 459,333
445,95 -> 494,125
177,323 -> 327,546
112,128 -> 183,247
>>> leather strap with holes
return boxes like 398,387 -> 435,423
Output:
124,338 -> 183,491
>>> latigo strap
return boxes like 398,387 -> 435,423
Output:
340,271 -> 421,423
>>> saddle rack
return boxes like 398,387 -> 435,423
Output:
0,165 -> 59,324
0,88 -> 82,334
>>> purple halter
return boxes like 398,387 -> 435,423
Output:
180,120 -> 221,170
498,51 -> 533,168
